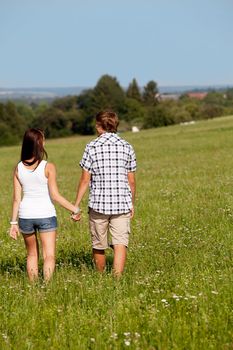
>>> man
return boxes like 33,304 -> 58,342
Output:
73,111 -> 136,276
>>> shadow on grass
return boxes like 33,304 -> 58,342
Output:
0,256 -> 26,275
56,248 -> 94,270
0,249 -> 115,275
56,248 -> 115,272
106,254 -> 114,272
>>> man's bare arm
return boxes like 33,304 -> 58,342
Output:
74,169 -> 91,208
128,172 -> 136,218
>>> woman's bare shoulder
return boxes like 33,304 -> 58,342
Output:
45,162 -> 56,177
46,162 -> 56,170
13,163 -> 20,175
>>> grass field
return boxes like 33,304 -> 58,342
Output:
0,116 -> 233,349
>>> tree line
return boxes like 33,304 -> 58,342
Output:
1,74 -> 233,146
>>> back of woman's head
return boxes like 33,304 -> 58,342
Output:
21,128 -> 47,166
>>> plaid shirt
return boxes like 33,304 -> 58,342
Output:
80,132 -> 136,214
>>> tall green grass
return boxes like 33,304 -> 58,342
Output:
0,116 -> 233,349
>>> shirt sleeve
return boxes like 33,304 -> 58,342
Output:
126,145 -> 137,172
79,144 -> 93,173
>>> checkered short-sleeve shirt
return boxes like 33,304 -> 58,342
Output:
80,132 -> 136,214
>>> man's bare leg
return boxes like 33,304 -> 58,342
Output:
113,244 -> 127,277
93,249 -> 106,272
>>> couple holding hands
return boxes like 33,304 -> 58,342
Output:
10,111 -> 136,281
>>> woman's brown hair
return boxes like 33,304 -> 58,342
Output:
21,128 -> 48,166
95,111 -> 119,133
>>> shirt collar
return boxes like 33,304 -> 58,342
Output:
97,132 -> 119,144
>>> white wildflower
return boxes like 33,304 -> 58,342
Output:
110,333 -> 118,339
124,332 -> 131,337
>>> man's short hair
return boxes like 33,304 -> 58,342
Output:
96,111 -> 119,133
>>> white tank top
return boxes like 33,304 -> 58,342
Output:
18,160 -> 56,219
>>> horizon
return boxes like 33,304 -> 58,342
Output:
1,83 -> 233,90
0,82 -> 232,102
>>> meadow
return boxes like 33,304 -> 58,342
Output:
0,116 -> 233,349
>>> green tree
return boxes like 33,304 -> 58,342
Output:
0,122 -> 15,146
92,75 -> 125,113
33,108 -> 72,138
122,98 -> 146,124
34,102 -> 49,118
143,104 -> 174,128
0,101 -> 27,144
126,78 -> 141,101
16,102 -> 35,127
226,88 -> 233,100
65,110 -> 94,135
169,106 -> 192,123
200,104 -> 224,119
52,96 -> 77,111
204,91 -> 225,105
182,102 -> 201,120
143,80 -> 158,106
78,89 -> 96,116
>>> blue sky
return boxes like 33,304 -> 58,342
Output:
1,0 -> 233,88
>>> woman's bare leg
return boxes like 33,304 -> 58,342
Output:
40,230 -> 56,281
23,233 -> 39,281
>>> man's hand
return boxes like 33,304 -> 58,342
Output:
130,206 -> 135,219
9,224 -> 20,240
71,212 -> 81,222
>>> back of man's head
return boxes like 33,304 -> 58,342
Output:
96,111 -> 119,133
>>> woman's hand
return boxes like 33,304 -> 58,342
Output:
71,212 -> 82,222
9,224 -> 20,240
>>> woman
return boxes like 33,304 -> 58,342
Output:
9,128 -> 80,281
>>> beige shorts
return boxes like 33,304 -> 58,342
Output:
89,208 -> 131,250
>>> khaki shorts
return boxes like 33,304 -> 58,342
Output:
89,208 -> 131,250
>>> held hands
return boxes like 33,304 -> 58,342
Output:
71,206 -> 81,222
9,224 -> 20,240
71,212 -> 81,222
71,207 -> 134,220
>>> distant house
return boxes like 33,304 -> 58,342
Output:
187,92 -> 208,100
156,93 -> 180,101
160,93 -> 181,101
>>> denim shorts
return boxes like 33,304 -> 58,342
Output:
18,216 -> 58,234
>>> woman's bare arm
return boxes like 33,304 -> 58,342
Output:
9,168 -> 21,240
47,163 -> 79,214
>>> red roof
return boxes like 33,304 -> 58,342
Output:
187,92 -> 208,100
